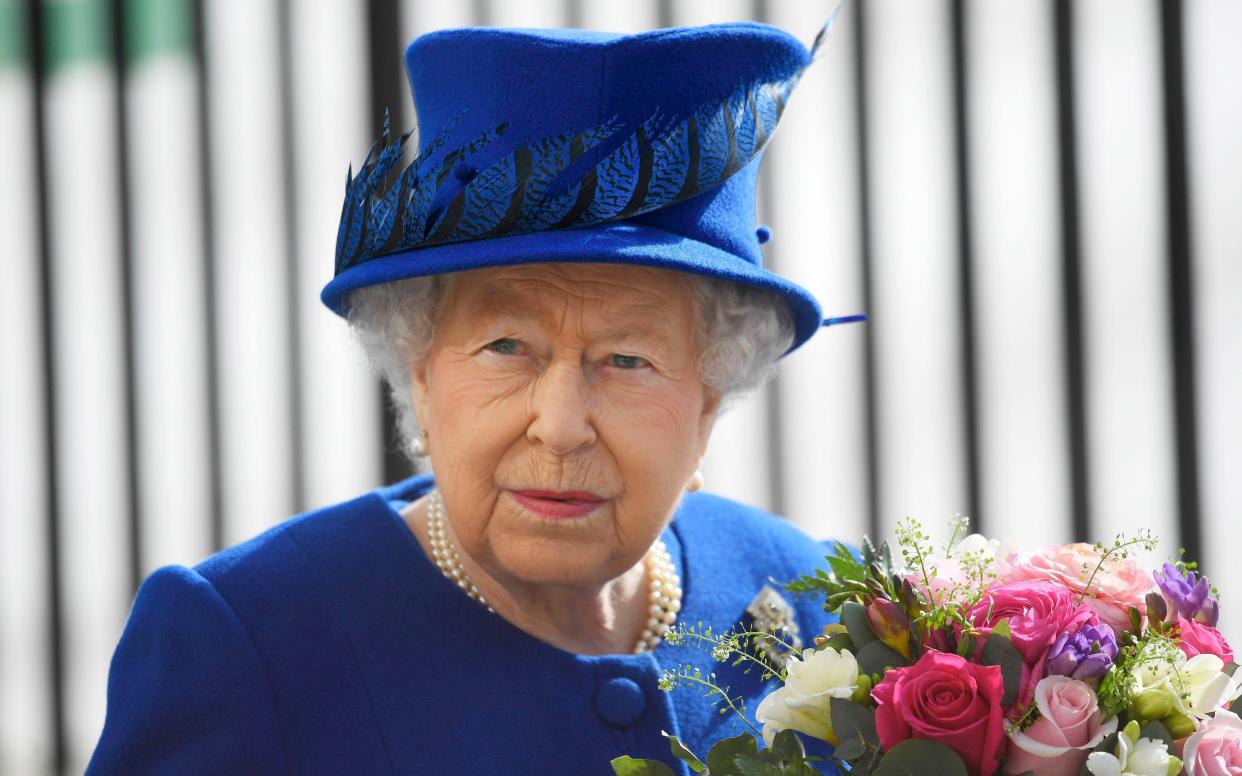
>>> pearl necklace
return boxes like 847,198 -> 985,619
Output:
425,489 -> 682,654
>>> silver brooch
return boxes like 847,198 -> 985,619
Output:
746,585 -> 802,668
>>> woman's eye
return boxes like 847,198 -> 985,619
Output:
609,354 -> 650,370
485,338 -> 521,355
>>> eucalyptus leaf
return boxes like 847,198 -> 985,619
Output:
706,732 -> 759,776
1139,720 -> 1174,752
855,639 -> 909,675
832,737 -> 867,761
735,758 -> 819,776
769,729 -> 806,761
1225,661 -> 1239,679
733,759 -> 783,776
830,698 -> 879,750
981,633 -> 1023,706
664,732 -> 706,773
1079,731 -> 1121,775
841,602 -> 877,649
610,756 -> 678,776
871,739 -> 969,776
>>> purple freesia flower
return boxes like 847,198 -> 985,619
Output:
1045,622 -> 1118,681
1154,562 -> 1219,627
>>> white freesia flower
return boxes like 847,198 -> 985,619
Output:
1176,654 -> 1242,718
1086,723 -> 1182,776
1129,640 -> 1241,720
754,647 -> 860,747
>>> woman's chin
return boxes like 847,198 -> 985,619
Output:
487,532 -> 621,589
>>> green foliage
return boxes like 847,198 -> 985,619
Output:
705,732 -> 759,776
610,756 -> 677,776
664,732 -> 705,773
1138,720 -> 1175,753
855,640 -> 910,676
1096,626 -> 1184,720
786,542 -> 880,613
703,732 -> 823,776
871,739 -> 969,776
821,630 -> 854,653
767,729 -> 805,761
657,660 -> 760,738
829,698 -> 881,767
981,632 -> 1024,707
663,622 -> 794,683
861,536 -> 897,579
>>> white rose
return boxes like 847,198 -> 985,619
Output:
754,647 -> 860,747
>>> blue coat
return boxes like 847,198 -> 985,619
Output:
87,474 -> 839,775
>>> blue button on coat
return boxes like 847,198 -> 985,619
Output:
87,474 -> 840,775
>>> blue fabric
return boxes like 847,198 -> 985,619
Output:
321,21 -> 843,355
87,474 -> 842,775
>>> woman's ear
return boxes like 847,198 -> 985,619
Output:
409,357 -> 431,431
694,387 -> 722,460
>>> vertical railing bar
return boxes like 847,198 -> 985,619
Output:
25,0 -> 68,770
276,0 -> 307,514
1158,0 -> 1202,564
851,0 -> 881,542
367,0 -> 412,488
949,0 -> 982,534
1053,0 -> 1091,542
190,0 -> 226,553
108,0 -> 143,593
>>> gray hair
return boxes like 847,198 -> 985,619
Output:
345,270 -> 795,466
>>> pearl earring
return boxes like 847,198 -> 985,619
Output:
686,470 -> 704,492
411,430 -> 430,458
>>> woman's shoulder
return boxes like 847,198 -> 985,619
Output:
672,490 -> 835,586
192,487 -> 398,588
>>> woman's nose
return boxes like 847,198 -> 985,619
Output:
525,360 -> 597,455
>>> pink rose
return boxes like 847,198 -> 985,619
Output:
1004,675 -> 1118,775
1183,708 -> 1242,776
968,581 -> 1096,666
966,581 -> 1097,709
1177,617 -> 1236,663
996,543 -> 1154,635
872,651 -> 1007,776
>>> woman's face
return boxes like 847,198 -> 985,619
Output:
410,263 -> 720,591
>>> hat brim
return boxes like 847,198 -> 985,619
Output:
321,222 -> 824,356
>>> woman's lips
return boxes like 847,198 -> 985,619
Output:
509,490 -> 605,519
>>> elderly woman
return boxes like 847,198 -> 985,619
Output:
88,16 -> 856,776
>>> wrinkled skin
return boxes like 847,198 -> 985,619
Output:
404,263 -> 721,654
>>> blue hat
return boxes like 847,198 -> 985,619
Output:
320,13 -> 861,354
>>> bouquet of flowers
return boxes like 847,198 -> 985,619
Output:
613,517 -> 1240,776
